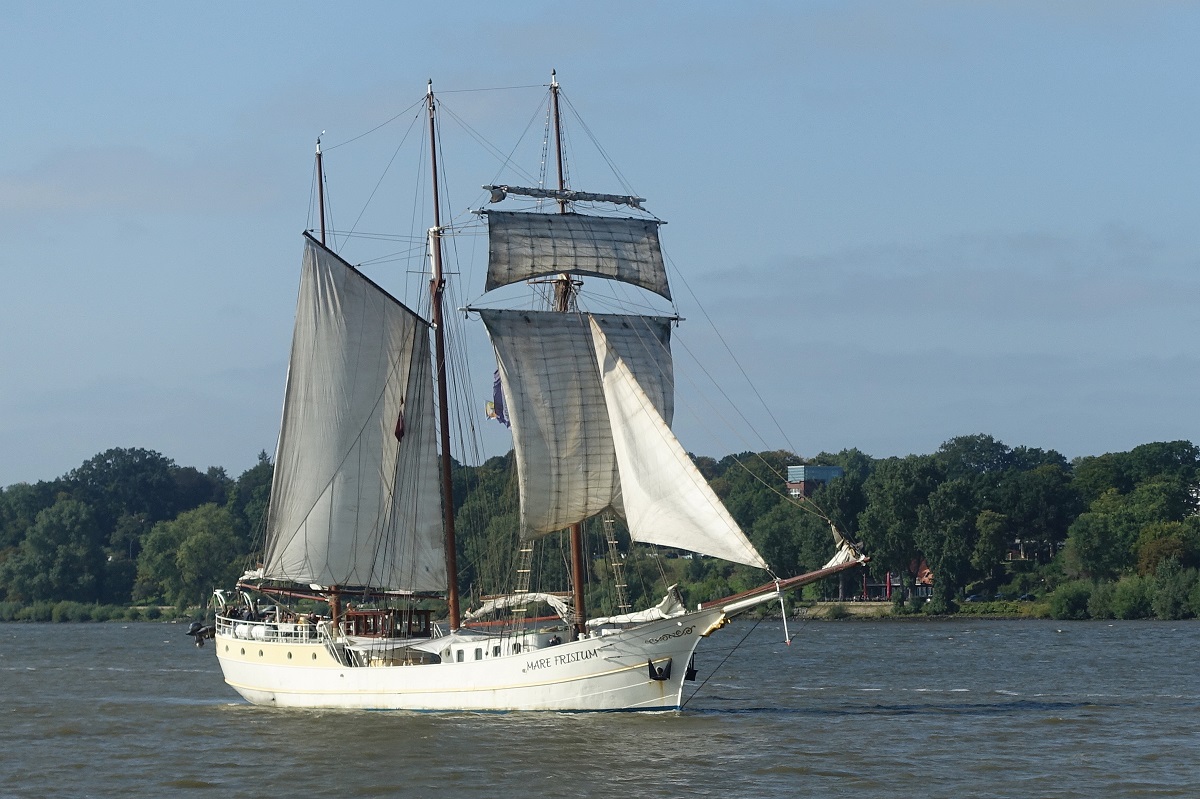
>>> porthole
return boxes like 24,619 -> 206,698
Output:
224,645 -> 229,652
258,650 -> 264,657
311,652 -> 318,660
240,648 -> 245,655
287,652 -> 293,660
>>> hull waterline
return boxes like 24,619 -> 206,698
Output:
214,608 -> 727,712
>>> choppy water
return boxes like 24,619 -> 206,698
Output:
2,618 -> 1197,798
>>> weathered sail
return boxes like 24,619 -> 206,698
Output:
479,309 -> 674,538
262,235 -> 446,591
484,212 -> 671,300
589,318 -> 769,569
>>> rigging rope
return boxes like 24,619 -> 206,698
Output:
324,97 -> 425,151
680,615 -> 765,710
681,607 -> 821,709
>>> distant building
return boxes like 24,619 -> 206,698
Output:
785,464 -> 844,498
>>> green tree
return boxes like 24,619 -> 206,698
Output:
807,448 -> 873,539
710,450 -> 796,532
65,448 -> 179,538
1087,581 -> 1116,619
1071,453 -> 1130,505
1111,575 -> 1154,619
0,481 -> 64,551
1135,520 -> 1200,575
1065,477 -> 1192,579
750,500 -> 807,577
916,478 -> 979,611
0,499 -> 106,602
1049,581 -> 1092,620
1124,441 -> 1199,488
175,517 -> 242,608
859,455 -> 944,607
995,463 -> 1080,562
936,434 -> 1013,480
224,451 -> 273,557
454,454 -> 519,599
136,504 -> 241,606
972,509 -> 1009,582
1072,441 -> 1198,507
1151,559 -> 1196,620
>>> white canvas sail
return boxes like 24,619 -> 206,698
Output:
261,235 -> 446,591
589,317 -> 768,569
484,211 -> 671,300
478,309 -> 674,538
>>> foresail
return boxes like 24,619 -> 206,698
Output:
262,235 -> 446,592
589,318 -> 769,570
479,309 -> 674,538
484,212 -> 671,300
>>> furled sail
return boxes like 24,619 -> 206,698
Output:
479,309 -> 674,538
484,211 -> 671,300
261,234 -> 446,591
589,318 -> 769,569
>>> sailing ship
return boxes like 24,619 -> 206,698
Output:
206,75 -> 867,711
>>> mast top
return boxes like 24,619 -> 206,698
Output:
551,69 -> 558,88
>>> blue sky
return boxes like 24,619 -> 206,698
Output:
3,1 -> 1198,486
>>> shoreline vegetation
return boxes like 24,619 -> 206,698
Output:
7,593 -> 1200,623
0,597 -> 1178,623
0,601 -> 195,623
3,436 -> 1199,624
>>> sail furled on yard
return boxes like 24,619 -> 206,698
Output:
589,319 -> 768,569
262,235 -> 446,592
479,309 -> 674,538
484,212 -> 671,300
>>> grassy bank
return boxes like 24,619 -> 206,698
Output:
797,599 -> 1055,620
0,601 -> 197,623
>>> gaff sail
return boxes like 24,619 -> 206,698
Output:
261,235 -> 446,592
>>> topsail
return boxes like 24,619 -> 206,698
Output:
484,211 -> 671,300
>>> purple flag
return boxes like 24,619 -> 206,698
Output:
486,369 -> 510,427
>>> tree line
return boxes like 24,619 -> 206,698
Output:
0,448 -> 270,613
1,435 -> 1197,620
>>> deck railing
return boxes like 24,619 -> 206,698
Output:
215,616 -> 322,643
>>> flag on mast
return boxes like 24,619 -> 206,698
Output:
485,369 -> 510,427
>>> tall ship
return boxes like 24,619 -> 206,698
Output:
203,75 -> 866,711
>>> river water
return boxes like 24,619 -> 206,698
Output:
1,618 -> 1197,798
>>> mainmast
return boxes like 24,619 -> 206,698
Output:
312,134 -> 333,625
426,81 -> 461,630
550,70 -> 588,640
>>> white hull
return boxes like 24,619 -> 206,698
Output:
213,608 -> 728,711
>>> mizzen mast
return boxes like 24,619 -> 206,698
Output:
426,80 -> 461,630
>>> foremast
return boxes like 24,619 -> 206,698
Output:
549,70 -> 590,640
476,73 -> 771,613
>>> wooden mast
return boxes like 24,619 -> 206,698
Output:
313,133 -> 338,628
426,80 -> 461,630
550,70 -> 588,640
